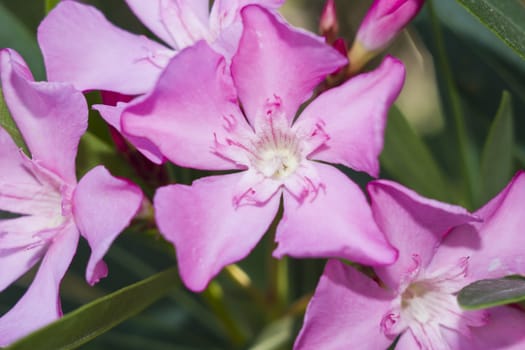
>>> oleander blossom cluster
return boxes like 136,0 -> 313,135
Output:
0,0 -> 524,349
295,176 -> 525,349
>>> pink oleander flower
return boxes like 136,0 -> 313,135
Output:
0,49 -> 143,346
120,5 -> 405,291
37,0 -> 284,164
295,173 -> 525,350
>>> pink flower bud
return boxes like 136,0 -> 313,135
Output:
355,0 -> 424,52
319,0 -> 339,44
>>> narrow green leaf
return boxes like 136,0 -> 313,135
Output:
0,3 -> 45,80
0,88 -> 28,152
455,0 -> 525,59
434,0 -> 525,104
429,0 -> 479,208
6,268 -> 178,350
436,0 -> 525,72
514,145 -> 525,167
458,277 -> 525,310
45,0 -> 61,13
380,105 -> 450,201
480,91 -> 514,203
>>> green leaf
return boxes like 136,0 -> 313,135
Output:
76,131 -> 135,179
0,88 -> 28,153
45,0 -> 61,13
6,268 -> 178,350
515,145 -> 525,167
458,277 -> 525,310
380,105 -> 450,201
436,0 -> 525,72
434,0 -> 525,104
480,91 -> 514,203
455,0 -> 525,60
0,3 -> 45,80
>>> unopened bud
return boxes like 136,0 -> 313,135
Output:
348,0 -> 424,74
319,0 -> 339,44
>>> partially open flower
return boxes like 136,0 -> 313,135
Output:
0,49 -> 143,346
319,0 -> 339,44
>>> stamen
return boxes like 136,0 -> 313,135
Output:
213,94 -> 330,204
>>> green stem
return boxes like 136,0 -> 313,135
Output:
202,281 -> 248,347
427,0 -> 478,208
265,203 -> 289,317
224,264 -> 268,309
164,162 -> 178,183
283,293 -> 312,318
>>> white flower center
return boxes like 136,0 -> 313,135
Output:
32,183 -> 69,229
381,257 -> 488,349
251,127 -> 302,180
212,95 -> 329,205
401,279 -> 452,325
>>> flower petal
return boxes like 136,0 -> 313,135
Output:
294,260 -> 394,350
0,49 -> 87,183
0,216 -> 54,250
444,307 -> 525,350
300,55 -> 405,177
208,0 -> 284,57
232,5 -> 347,125
156,0 -> 211,50
0,128 -> 41,209
154,172 -> 280,292
122,40 -> 245,171
367,180 -> 479,291
430,171 -> 525,283
0,224 -> 78,347
210,0 -> 283,29
38,1 -> 168,94
274,162 -> 397,266
0,233 -> 46,292
125,0 -> 210,48
394,331 -> 421,350
94,102 -> 165,164
73,166 -> 143,285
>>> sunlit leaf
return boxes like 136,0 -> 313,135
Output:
458,277 -> 525,310
249,316 -> 293,350
6,268 -> 178,350
480,91 -> 514,203
455,0 -> 525,59
380,105 -> 450,201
